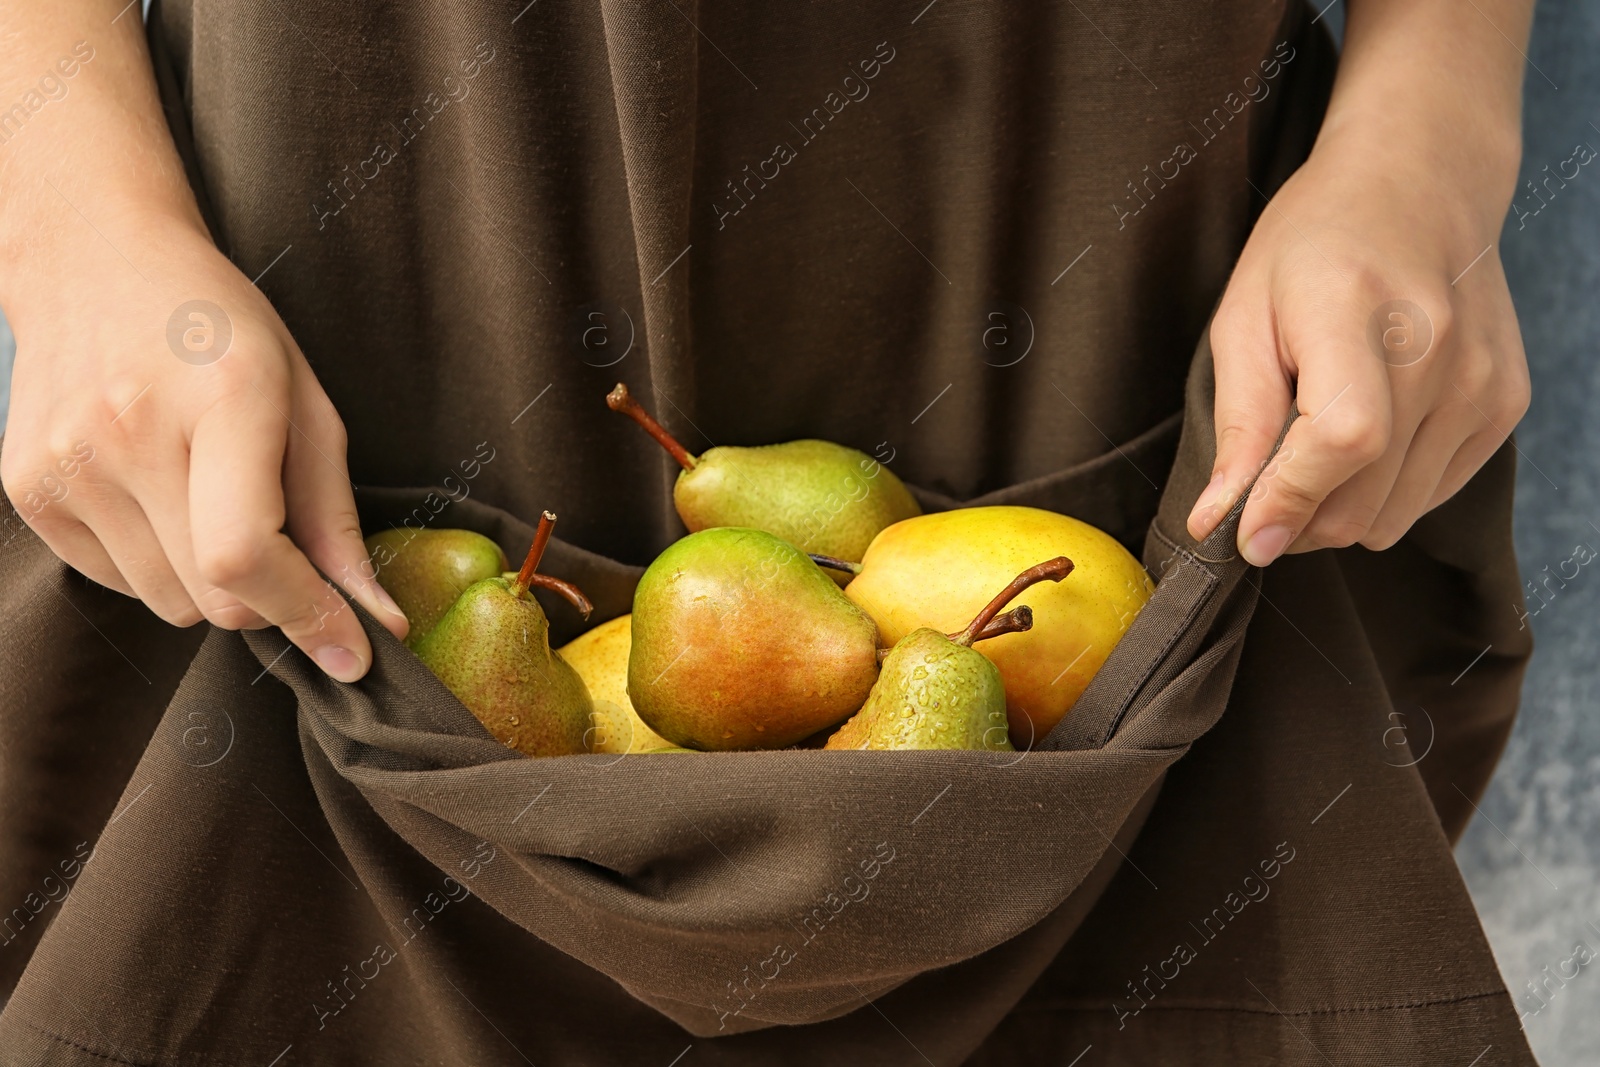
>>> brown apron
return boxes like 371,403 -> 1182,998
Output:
0,1 -> 1534,1062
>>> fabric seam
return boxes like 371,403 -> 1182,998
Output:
1011,988 -> 1509,1018
1094,537 -> 1221,746
22,1022 -> 154,1067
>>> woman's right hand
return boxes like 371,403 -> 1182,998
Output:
1,209 -> 407,681
0,3 -> 405,682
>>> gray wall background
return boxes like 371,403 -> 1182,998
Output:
0,2 -> 1594,1063
1455,0 -> 1600,1062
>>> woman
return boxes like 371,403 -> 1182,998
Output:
0,0 -> 1537,1062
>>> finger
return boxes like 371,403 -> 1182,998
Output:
18,512 -> 136,596
1237,317 -> 1394,567
1189,290 -> 1293,541
134,464 -> 269,630
1348,409 -> 1473,551
77,492 -> 204,626
1286,415 -> 1415,554
281,365 -> 408,641
1426,334 -> 1531,510
1427,426 -> 1516,512
188,384 -> 374,683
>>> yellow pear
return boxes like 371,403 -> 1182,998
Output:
557,615 -> 683,754
843,506 -> 1153,744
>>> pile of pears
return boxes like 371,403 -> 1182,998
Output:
362,385 -> 1155,758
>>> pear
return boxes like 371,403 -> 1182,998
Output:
843,507 -> 1154,744
827,560 -> 1072,751
557,615 -> 685,754
628,528 -> 880,751
364,528 -> 509,647
414,513 -> 595,758
606,383 -> 919,571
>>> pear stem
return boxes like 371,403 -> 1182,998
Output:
606,383 -> 698,471
524,573 -> 594,619
876,606 -> 1034,663
513,511 -> 557,597
950,556 -> 1074,648
977,604 -> 1034,642
807,553 -> 863,576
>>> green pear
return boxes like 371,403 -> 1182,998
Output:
606,384 -> 920,571
364,528 -> 509,647
413,514 -> 594,758
826,558 -> 1074,751
628,528 -> 881,751
826,630 -> 1014,751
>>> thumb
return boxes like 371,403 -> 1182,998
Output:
1188,294 -> 1293,540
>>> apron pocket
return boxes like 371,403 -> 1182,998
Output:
299,389 -> 1265,1036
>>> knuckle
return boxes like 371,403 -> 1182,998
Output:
2,461 -> 75,528
1,430 -> 53,474
204,599 -> 265,631
208,354 -> 271,399
1453,348 -> 1531,429
0,448 -> 36,502
1351,262 -> 1390,298
150,598 -> 205,628
92,380 -> 152,428
206,340 -> 288,398
1215,420 -> 1256,456
301,522 -> 367,582
1304,500 -> 1382,550
118,558 -> 205,626
17,502 -> 69,536
1360,523 -> 1406,552
277,591 -> 346,641
1453,352 -> 1495,398
1497,366 -> 1532,425
1314,408 -> 1389,465
297,392 -> 349,453
324,415 -> 349,453
314,396 -> 348,441
195,532 -> 273,589
1423,293 -> 1455,348
1252,471 -> 1319,519
1300,519 -> 1360,551
170,605 -> 206,628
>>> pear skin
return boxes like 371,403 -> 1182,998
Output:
825,629 -> 1013,751
557,615 -> 682,754
606,385 -> 919,569
846,507 -> 1152,744
673,440 -> 920,566
628,528 -> 880,750
365,528 -> 509,648
415,576 -> 593,758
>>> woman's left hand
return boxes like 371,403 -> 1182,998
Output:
1186,0 -> 1535,566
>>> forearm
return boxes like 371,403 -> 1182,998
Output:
1314,0 -> 1534,241
0,1 -> 206,315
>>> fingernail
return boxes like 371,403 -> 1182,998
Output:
1242,525 -> 1293,568
372,582 -> 406,619
1191,473 -> 1246,536
1188,472 -> 1225,528
313,644 -> 365,682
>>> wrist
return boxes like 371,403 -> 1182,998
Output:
1307,109 -> 1522,250
1317,0 -> 1528,243
0,171 -> 209,303
0,88 -> 210,318
0,186 -> 211,327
